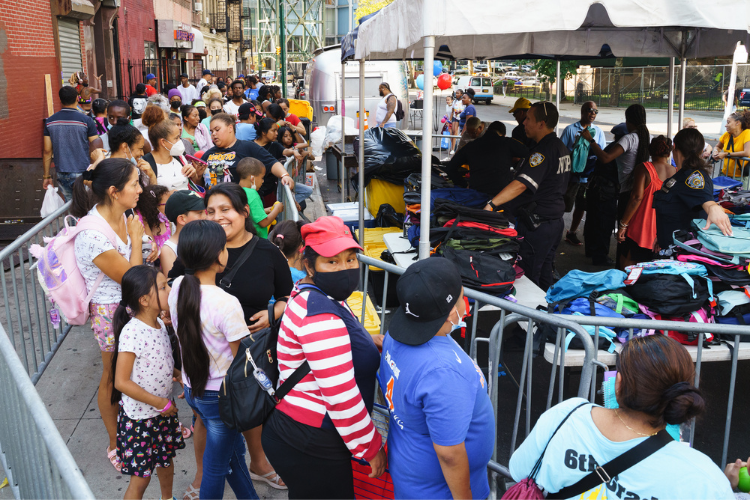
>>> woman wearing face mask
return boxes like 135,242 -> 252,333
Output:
167,88 -> 183,113
141,112 -> 206,191
201,97 -> 225,129
377,258 -> 494,500
108,118 -> 157,185
261,216 -> 387,499
182,105 -> 212,151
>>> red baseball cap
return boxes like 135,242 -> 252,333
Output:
301,216 -> 362,258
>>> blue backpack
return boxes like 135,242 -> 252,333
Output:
546,269 -> 627,305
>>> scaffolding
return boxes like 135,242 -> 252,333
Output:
256,0 -> 325,71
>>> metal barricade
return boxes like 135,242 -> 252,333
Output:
277,156 -> 303,222
0,321 -> 94,499
1,201 -> 73,383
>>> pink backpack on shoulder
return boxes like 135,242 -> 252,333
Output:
30,215 -> 118,325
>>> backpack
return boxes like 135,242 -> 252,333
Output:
218,300 -> 311,432
29,214 -> 118,326
672,229 -> 749,267
628,273 -> 710,317
693,219 -> 750,259
640,306 -> 715,346
393,96 -> 405,121
715,290 -> 750,328
545,269 -> 627,305
437,248 -> 516,296
432,198 -> 510,228
624,259 -> 714,302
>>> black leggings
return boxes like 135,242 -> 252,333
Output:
262,412 -> 355,499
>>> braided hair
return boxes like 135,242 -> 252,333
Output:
624,104 -> 650,164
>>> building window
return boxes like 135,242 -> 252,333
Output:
144,41 -> 157,60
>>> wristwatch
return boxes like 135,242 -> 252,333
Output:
487,200 -> 498,211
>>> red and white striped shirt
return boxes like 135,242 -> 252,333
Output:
276,289 -> 382,461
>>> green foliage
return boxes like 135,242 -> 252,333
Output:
517,59 -> 578,83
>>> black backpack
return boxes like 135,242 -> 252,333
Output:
218,303 -> 310,432
627,274 -> 710,317
394,96 -> 405,121
437,247 -> 516,296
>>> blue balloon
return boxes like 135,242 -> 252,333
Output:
433,60 -> 442,77
416,74 -> 425,90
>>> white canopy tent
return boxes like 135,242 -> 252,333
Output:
348,0 -> 750,259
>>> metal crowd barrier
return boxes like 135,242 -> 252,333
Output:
356,254 -> 750,496
0,322 -> 94,499
1,201 -> 74,383
277,156 -> 303,223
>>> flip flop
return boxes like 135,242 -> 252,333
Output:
106,446 -> 122,473
250,470 -> 287,490
182,484 -> 199,500
181,422 -> 193,439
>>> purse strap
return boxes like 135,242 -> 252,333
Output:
219,236 -> 259,289
274,360 -> 311,401
548,429 -> 673,499
528,402 -> 589,480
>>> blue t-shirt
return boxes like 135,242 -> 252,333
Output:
459,104 -> 477,128
378,333 -> 494,499
509,397 -> 734,500
236,123 -> 257,141
43,108 -> 98,173
245,88 -> 259,101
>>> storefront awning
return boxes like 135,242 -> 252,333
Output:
179,28 -> 205,55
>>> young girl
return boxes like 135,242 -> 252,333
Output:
168,220 -> 259,500
268,220 -> 307,284
111,265 -> 185,499
276,127 -> 313,208
135,185 -> 172,250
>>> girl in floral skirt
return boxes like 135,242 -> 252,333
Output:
111,265 -> 185,499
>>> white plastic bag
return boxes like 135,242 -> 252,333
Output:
40,185 -> 65,217
310,127 -> 326,158
323,115 -> 358,150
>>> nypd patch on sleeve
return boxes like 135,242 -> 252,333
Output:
685,171 -> 705,190
529,152 -> 545,167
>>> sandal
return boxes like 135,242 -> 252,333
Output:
250,470 -> 287,490
181,423 -> 193,439
183,484 -> 199,500
106,446 -> 122,473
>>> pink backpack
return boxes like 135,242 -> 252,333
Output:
30,215 -> 118,325
639,305 -> 715,345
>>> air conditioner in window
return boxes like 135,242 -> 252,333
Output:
194,2 -> 203,11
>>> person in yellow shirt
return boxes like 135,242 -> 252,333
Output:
714,110 -> 750,178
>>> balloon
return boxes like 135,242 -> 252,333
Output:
433,60 -> 443,77
441,116 -> 447,123
437,73 -> 452,90
416,74 -> 425,90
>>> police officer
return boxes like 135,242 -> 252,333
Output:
653,128 -> 733,255
509,98 -> 536,149
484,101 -> 571,290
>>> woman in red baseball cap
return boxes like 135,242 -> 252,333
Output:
262,216 -> 386,498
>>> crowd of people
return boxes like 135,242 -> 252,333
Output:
38,71 -> 748,500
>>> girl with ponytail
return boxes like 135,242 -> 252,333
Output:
653,128 -> 733,254
167,220 -> 259,500
110,265 -> 184,499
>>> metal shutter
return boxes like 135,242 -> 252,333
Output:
58,18 -> 83,80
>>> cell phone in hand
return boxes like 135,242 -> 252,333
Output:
185,154 -> 207,166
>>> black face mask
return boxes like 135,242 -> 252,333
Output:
211,108 -> 222,115
312,268 -> 360,302
171,100 -> 181,109
198,109 -> 208,121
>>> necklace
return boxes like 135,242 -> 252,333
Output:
614,409 -> 658,437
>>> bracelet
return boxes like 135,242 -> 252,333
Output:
281,173 -> 291,178
619,221 -> 629,228
156,400 -> 172,413
43,175 -> 52,179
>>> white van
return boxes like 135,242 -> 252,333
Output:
456,76 -> 493,105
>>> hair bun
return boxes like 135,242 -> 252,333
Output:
663,381 -> 704,425
115,117 -> 130,127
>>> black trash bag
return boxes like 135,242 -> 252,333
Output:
404,172 -> 452,192
354,127 -> 422,187
375,203 -> 404,229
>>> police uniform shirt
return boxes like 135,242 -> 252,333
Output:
512,133 -> 572,219
512,123 -> 537,149
652,168 -> 713,249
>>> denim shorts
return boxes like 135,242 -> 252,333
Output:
56,172 -> 82,202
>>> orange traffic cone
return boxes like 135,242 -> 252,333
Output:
364,111 -> 369,130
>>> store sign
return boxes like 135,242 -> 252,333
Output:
157,20 -> 193,49
175,29 -> 195,42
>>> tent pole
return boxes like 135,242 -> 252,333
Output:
678,58 -> 687,133
667,57 -> 675,137
358,59 -> 365,258
555,60 -> 561,135
419,35 -> 436,261
341,62 -> 346,203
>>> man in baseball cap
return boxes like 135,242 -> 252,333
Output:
236,102 -> 264,141
144,73 -> 158,97
196,69 -> 213,96
509,97 -> 535,148
378,258 -> 494,499
178,73 -> 198,104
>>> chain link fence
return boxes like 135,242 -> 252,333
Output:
501,64 -> 750,112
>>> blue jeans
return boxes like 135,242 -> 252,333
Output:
295,183 -> 313,204
183,387 -> 259,500
56,172 -> 81,202
383,122 -> 398,128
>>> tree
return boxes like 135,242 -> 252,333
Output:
518,59 -> 579,100
354,0 -> 396,22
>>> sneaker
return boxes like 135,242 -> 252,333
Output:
449,149 -> 455,155
565,231 -> 583,246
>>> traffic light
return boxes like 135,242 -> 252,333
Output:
276,46 -> 281,55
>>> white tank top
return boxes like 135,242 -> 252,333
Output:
376,93 -> 397,125
163,239 -> 177,256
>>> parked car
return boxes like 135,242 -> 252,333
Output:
474,63 -> 488,71
507,64 -> 519,71
520,65 -> 534,72
456,75 -> 493,104
739,88 -> 750,107
503,71 -> 520,78
518,77 -> 540,86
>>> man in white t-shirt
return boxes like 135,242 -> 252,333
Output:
196,69 -> 213,97
177,73 -> 198,105
223,79 -> 247,119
